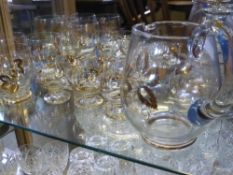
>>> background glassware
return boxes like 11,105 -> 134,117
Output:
71,57 -> 104,108
29,32 -> 71,105
13,32 -> 28,45
74,98 -> 105,138
67,161 -> 94,175
37,166 -> 63,175
86,135 -> 109,151
94,155 -> 119,175
102,58 -> 126,121
34,15 -> 68,33
0,149 -> 19,175
41,141 -> 69,173
100,30 -> 130,100
109,140 -> 136,175
18,145 -> 43,174
69,147 -> 95,165
29,32 -> 62,79
0,41 -> 33,105
121,21 -> 222,149
96,15 -> 123,69
99,30 -> 130,132
60,14 -> 105,107
96,13 -> 122,42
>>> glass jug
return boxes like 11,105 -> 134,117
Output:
121,20 -> 233,149
189,0 -> 233,70
189,0 -> 233,117
189,0 -> 233,24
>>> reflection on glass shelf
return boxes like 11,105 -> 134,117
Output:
0,136 -> 175,175
0,87 -> 232,174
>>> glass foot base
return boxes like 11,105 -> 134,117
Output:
105,103 -> 126,121
142,113 -> 197,149
142,135 -> 196,150
3,89 -> 32,105
44,90 -> 71,105
200,101 -> 232,119
107,121 -> 138,140
75,95 -> 104,108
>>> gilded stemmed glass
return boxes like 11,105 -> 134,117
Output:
0,41 -> 33,105
29,32 -> 71,105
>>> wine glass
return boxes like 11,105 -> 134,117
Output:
70,57 -> 105,108
34,15 -> 68,33
29,32 -> 62,79
69,14 -> 98,60
96,13 -> 121,42
94,155 -> 119,175
13,32 -> 28,45
121,21 -> 226,149
96,30 -> 136,138
99,30 -> 130,118
29,32 -> 71,105
0,41 -> 33,105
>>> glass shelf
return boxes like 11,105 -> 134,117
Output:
0,88 -> 231,175
0,132 -> 177,175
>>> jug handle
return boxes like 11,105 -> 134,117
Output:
190,20 -> 233,119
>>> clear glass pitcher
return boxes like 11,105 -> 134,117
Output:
121,20 -> 233,149
189,0 -> 233,118
189,0 -> 233,23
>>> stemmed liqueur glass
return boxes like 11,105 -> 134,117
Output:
101,31 -> 130,120
69,14 -> 98,60
34,15 -> 68,33
29,32 -> 71,105
96,13 -> 121,42
72,57 -> 104,108
0,41 -> 33,105
61,14 -> 105,107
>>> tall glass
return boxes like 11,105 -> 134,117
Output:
96,13 -> 121,41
